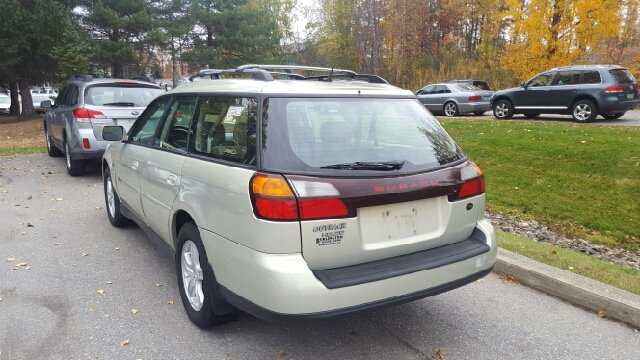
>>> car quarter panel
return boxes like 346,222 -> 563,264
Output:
179,157 -> 302,254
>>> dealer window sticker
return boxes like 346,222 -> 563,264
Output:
226,106 -> 244,117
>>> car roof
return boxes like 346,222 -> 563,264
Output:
549,64 -> 626,71
171,78 -> 414,97
67,77 -> 162,88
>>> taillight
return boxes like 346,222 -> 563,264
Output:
250,173 -> 350,221
73,108 -> 107,122
450,162 -> 485,201
468,95 -> 481,101
605,85 -> 624,93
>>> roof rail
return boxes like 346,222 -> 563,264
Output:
68,75 -> 93,82
188,64 -> 389,84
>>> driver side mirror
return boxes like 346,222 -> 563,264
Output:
102,126 -> 125,141
521,82 -> 527,89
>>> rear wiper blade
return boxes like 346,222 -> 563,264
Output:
102,102 -> 135,107
321,161 -> 405,170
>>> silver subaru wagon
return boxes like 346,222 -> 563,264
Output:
101,65 -> 497,328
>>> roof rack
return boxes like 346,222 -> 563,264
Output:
188,65 -> 389,84
68,75 -> 93,82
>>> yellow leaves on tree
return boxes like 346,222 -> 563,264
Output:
318,0 -> 361,70
501,0 -> 621,81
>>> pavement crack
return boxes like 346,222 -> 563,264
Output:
362,313 -> 429,359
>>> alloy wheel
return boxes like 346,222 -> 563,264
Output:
444,103 -> 457,117
181,240 -> 204,311
106,176 -> 116,218
65,143 -> 71,169
573,104 -> 592,122
495,103 -> 509,118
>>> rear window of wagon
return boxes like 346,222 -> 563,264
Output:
261,98 -> 465,176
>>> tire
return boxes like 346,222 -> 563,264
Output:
572,100 -> 598,123
602,113 -> 624,120
103,167 -> 130,227
44,125 -> 63,157
176,222 -> 234,328
443,102 -> 459,117
493,100 -> 514,119
473,110 -> 485,116
523,113 -> 540,118
65,141 -> 86,176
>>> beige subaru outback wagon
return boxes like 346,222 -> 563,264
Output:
101,65 -> 496,328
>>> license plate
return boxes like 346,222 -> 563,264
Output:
483,96 -> 491,101
627,94 -> 634,99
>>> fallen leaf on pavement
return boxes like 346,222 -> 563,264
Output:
598,310 -> 606,318
95,207 -> 101,210
27,223 -> 34,227
25,266 -> 30,270
156,283 -> 162,287
278,350 -> 286,356
27,196 -> 32,200
621,323 -> 628,327
168,300 -> 174,305
71,264 -> 77,267
82,253 -> 89,257
568,266 -> 574,270
15,263 -> 28,267
6,258 -> 15,262
476,279 -> 482,282
106,281 -> 113,285
633,329 -> 638,333
56,198 -> 63,202
89,307 -> 94,312
499,274 -> 519,285
115,247 -> 120,250
97,289 -> 105,295
131,309 -> 139,314
120,339 -> 130,346
434,348 -> 445,359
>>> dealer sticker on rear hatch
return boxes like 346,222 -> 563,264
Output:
313,222 -> 347,246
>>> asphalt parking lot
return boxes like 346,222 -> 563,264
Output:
1,154 -> 639,360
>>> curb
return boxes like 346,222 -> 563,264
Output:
494,248 -> 640,329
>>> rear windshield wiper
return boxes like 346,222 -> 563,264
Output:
102,102 -> 135,107
321,161 -> 405,170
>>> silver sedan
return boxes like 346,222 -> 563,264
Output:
416,83 -> 494,116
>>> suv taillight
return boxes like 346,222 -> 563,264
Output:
468,95 -> 481,101
250,173 -> 349,221
449,162 -> 485,201
73,108 -> 107,122
605,85 -> 624,93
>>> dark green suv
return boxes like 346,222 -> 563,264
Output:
490,65 -> 639,122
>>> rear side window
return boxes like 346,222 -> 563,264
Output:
84,85 -> 162,107
583,71 -> 602,84
454,84 -> 480,91
189,97 -> 258,166
474,81 -> 490,90
553,71 -> 581,85
69,86 -> 79,106
433,85 -> 451,94
609,69 -> 636,84
261,98 -> 465,176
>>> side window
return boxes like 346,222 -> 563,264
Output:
128,98 -> 171,145
528,72 -> 555,87
68,85 -> 79,106
57,85 -> 70,107
156,97 -> 198,153
416,85 -> 435,95
189,96 -> 258,165
433,85 -> 451,94
553,71 -> 581,86
583,71 -> 602,84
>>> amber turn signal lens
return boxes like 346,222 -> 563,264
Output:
252,174 -> 295,197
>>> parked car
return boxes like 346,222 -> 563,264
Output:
32,94 -> 54,113
416,83 -> 494,116
490,65 -> 639,122
448,79 -> 492,91
43,75 -> 163,176
101,64 -> 497,328
0,95 -> 10,115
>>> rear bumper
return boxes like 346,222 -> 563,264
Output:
203,218 -> 497,321
458,102 -> 491,113
599,97 -> 640,113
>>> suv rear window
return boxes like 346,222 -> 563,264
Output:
454,84 -> 481,91
609,69 -> 636,84
84,84 -> 162,107
261,98 -> 465,176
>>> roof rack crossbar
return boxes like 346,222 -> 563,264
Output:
236,64 -> 357,77
191,68 -> 274,82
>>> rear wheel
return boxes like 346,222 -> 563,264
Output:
176,222 -> 234,328
523,113 -> 540,118
65,141 -> 86,176
572,100 -> 598,123
443,102 -> 459,117
103,167 -> 130,227
602,113 -> 624,120
44,126 -> 63,157
493,100 -> 513,119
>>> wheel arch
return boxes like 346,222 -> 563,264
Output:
171,205 -> 204,250
571,95 -> 599,111
492,95 -> 512,106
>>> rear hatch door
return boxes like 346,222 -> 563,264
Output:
608,69 -> 638,101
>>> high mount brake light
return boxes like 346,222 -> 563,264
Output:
73,108 -> 106,122
605,85 -> 624,93
113,81 -> 140,85
250,173 -> 349,221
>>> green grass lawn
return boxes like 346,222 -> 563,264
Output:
441,118 -> 640,250
0,146 -> 47,156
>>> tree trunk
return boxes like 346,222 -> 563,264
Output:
113,63 -> 124,79
18,78 -> 37,117
9,80 -> 20,116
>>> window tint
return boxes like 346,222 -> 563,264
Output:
156,97 -> 198,153
433,85 -> 452,94
583,71 -> 602,84
68,86 -> 79,106
454,84 -> 480,92
261,98 -> 465,176
57,85 -> 70,107
553,71 -> 581,86
84,85 -> 162,107
609,69 -> 636,84
473,81 -> 491,90
128,98 -> 171,145
189,97 -> 258,165
416,85 -> 435,95
528,72 -> 555,87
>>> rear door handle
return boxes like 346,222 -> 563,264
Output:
167,174 -> 177,186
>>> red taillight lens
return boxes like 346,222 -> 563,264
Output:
468,95 -> 481,101
255,198 -> 298,220
299,198 -> 348,219
605,85 -> 624,93
82,138 -> 90,149
73,108 -> 107,122
458,178 -> 484,198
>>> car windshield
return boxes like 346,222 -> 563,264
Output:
455,84 -> 481,91
261,98 -> 465,176
84,84 -> 162,107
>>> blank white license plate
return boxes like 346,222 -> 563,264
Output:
483,96 -> 491,101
